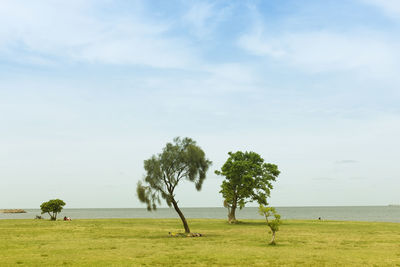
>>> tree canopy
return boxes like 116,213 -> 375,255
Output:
40,199 -> 66,221
216,151 -> 280,223
136,137 -> 212,233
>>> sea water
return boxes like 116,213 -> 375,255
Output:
1,206 -> 399,222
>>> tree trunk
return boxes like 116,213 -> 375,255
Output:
48,212 -> 56,221
228,203 -> 237,223
171,199 -> 190,233
270,231 -> 276,245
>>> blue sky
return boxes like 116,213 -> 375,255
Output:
1,0 -> 399,208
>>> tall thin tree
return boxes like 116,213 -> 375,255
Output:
137,137 -> 212,233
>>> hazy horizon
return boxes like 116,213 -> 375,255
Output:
3,205 -> 398,210
1,0 -> 399,209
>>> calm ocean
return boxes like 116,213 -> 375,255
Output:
1,206 -> 399,222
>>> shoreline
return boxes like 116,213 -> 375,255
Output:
2,206 -> 399,223
3,205 -> 398,209
0,218 -> 399,224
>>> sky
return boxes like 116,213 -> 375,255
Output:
1,0 -> 399,209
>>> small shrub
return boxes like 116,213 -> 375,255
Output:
259,205 -> 282,245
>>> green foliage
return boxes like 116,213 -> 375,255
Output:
136,137 -> 211,232
259,204 -> 282,245
216,151 -> 279,221
137,137 -> 211,210
40,199 -> 66,221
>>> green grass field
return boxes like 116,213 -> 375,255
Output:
0,218 -> 399,266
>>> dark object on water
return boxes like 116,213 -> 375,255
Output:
318,217 -> 322,220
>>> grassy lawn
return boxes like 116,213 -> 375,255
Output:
0,218 -> 399,266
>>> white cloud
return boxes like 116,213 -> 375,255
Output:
182,1 -> 233,38
361,0 -> 400,18
0,1 -> 195,68
206,63 -> 258,85
238,25 -> 286,57
183,2 -> 215,37
238,26 -> 400,76
72,28 -> 194,68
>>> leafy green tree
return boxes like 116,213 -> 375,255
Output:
258,205 -> 282,245
40,199 -> 66,221
136,137 -> 212,233
215,151 -> 279,223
